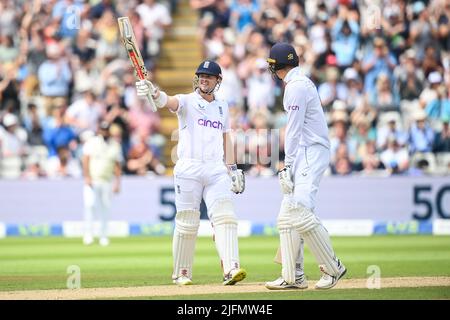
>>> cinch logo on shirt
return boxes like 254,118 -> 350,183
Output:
288,105 -> 301,111
198,118 -> 223,130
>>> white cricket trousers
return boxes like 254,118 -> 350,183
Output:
291,144 -> 330,210
173,159 -> 233,212
172,159 -> 240,279
83,181 -> 113,239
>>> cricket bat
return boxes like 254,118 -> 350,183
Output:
117,16 -> 157,112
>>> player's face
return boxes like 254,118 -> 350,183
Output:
198,74 -> 218,93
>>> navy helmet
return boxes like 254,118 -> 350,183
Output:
195,60 -> 222,78
267,43 -> 299,71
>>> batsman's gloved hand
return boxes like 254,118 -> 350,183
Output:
278,165 -> 294,194
228,164 -> 245,194
136,79 -> 157,98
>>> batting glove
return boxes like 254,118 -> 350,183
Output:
228,164 -> 245,194
278,165 -> 294,194
136,79 -> 156,97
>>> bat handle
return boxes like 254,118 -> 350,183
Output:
146,92 -> 157,112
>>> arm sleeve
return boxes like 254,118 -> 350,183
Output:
173,94 -> 186,115
83,139 -> 94,156
223,105 -> 231,133
284,82 -> 308,166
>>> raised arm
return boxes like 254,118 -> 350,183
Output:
135,79 -> 180,112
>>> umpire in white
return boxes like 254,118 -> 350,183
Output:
82,121 -> 122,246
265,43 -> 346,290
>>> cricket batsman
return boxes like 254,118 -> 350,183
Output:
265,43 -> 347,290
135,60 -> 247,286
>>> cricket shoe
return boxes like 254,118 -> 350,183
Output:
315,259 -> 347,289
83,235 -> 94,246
265,274 -> 308,290
223,268 -> 247,285
173,276 -> 193,286
99,237 -> 110,247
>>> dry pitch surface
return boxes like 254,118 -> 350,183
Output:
1,277 -> 449,300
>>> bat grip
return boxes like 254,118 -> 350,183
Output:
146,92 -> 157,112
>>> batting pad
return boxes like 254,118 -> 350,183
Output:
172,210 -> 200,280
277,199 -> 299,284
273,232 -> 304,276
210,199 -> 240,275
292,207 -> 340,276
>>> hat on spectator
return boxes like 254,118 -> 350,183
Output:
332,100 -> 347,111
385,112 -> 399,124
428,71 -> 442,84
404,48 -> 416,59
3,113 -> 18,127
332,110 -> 349,123
46,42 -> 61,58
343,68 -> 360,82
99,121 -> 110,130
412,1 -> 425,14
413,109 -> 427,121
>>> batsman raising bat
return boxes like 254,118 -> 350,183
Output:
265,43 -> 346,290
135,60 -> 246,286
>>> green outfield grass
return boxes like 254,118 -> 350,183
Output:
0,235 -> 449,299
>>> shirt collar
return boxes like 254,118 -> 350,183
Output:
284,66 -> 300,84
195,89 -> 216,103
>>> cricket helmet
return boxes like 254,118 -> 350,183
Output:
267,43 -> 299,73
195,60 -> 222,78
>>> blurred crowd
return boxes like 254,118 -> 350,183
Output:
0,0 -> 171,179
0,0 -> 449,180
194,0 -> 450,177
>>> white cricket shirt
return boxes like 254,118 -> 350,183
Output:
174,90 -> 230,162
283,67 -> 330,166
83,135 -> 123,182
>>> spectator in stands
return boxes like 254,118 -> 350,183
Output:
126,132 -> 165,176
362,37 -> 396,93
380,136 -> 409,175
0,63 -> 20,116
42,105 -> 77,158
318,66 -> 348,111
136,0 -> 172,64
51,0 -> 85,39
23,103 -> 44,147
342,68 -> 364,111
0,34 -> 19,64
94,9 -> 121,62
331,144 -> 354,176
0,113 -> 28,159
425,84 -> 450,128
230,0 -> 259,33
408,110 -> 435,155
368,72 -> 400,112
433,118 -> 450,153
331,5 -> 360,70
38,42 -> 72,115
395,49 -> 424,101
45,145 -> 82,179
349,117 -> 377,167
246,109 -> 273,177
419,71 -> 444,110
246,58 -> 275,112
329,110 -> 356,163
359,141 -> 385,176
409,1 -> 435,61
377,112 -> 407,152
216,51 -> 243,109
65,90 -> 104,135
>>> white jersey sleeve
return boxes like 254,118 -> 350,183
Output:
284,81 -> 307,167
223,104 -> 231,133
